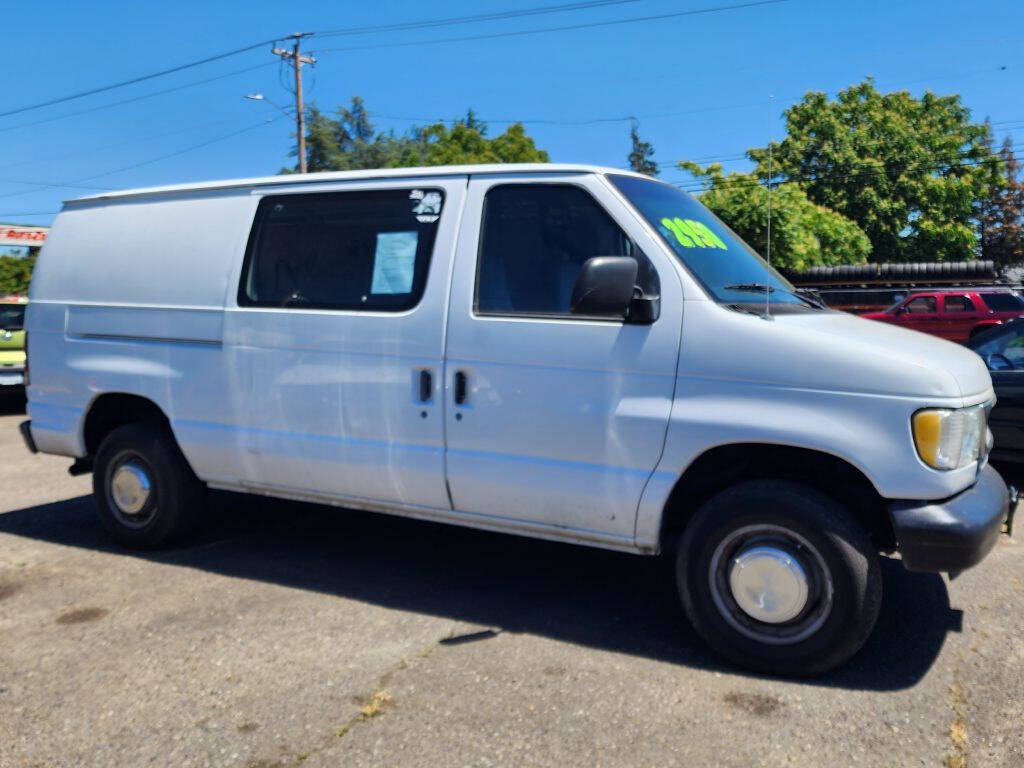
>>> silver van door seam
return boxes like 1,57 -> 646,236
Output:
439,175 -> 472,510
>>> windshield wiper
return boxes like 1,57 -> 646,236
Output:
794,288 -> 827,309
723,282 -> 775,293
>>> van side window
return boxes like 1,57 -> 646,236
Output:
239,189 -> 444,311
475,184 -> 658,317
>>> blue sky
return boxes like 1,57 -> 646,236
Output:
1,0 -> 1022,227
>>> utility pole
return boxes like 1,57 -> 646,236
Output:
272,34 -> 315,174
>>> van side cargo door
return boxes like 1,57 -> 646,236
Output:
223,176 -> 466,511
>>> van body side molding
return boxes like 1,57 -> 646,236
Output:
66,305 -> 224,346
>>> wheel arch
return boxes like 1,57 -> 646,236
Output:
970,321 -> 1002,338
657,442 -> 894,554
82,392 -> 173,457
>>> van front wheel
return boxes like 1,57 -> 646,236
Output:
92,423 -> 204,549
676,480 -> 881,676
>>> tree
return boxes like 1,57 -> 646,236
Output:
460,108 -> 488,136
979,134 -> 1024,265
748,78 -> 1001,263
292,97 -> 422,172
680,161 -> 871,271
421,121 -> 549,165
0,251 -> 36,295
289,98 -> 548,172
628,121 -> 657,176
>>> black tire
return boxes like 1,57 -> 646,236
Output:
676,479 -> 881,676
92,422 -> 204,549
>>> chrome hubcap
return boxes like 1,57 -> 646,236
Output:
110,462 -> 152,516
709,524 -> 833,646
728,546 -> 809,624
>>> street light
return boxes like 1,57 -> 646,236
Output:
245,93 -> 292,119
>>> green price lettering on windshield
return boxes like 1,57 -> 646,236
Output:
660,217 -> 727,250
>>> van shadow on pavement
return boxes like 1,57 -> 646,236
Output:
0,491 -> 960,691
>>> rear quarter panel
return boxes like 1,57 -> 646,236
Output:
26,189 -> 257,477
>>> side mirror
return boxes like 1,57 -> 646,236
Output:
570,257 -> 638,320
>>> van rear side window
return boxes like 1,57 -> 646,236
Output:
238,189 -> 444,311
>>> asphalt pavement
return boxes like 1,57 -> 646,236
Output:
1,395 -> 1022,767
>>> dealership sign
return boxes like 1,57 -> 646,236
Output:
0,224 -> 47,248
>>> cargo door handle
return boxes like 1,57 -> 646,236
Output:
418,370 -> 432,402
454,371 -> 468,405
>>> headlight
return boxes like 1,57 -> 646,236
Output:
912,405 -> 987,470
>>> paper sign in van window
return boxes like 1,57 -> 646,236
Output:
659,217 -> 728,250
371,231 -> 418,295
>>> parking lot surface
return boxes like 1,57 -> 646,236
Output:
1,402 -> 1022,768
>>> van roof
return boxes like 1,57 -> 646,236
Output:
68,163 -> 650,205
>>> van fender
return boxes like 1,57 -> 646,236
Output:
632,380 -> 971,551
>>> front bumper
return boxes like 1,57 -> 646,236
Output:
889,464 -> 1009,573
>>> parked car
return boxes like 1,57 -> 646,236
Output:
21,164 -> 1009,676
967,317 -> 1024,468
860,289 -> 1024,343
0,296 -> 27,391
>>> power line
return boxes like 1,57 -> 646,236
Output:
314,0 -> 645,37
0,0 -> 699,125
0,3 -> 655,131
6,0 -> 997,152
0,178 -> 112,191
312,0 -> 790,55
0,2 -> 649,125
369,99 -> 771,127
0,36 -> 304,120
369,61 -> 1013,132
0,61 -> 276,135
0,117 -> 236,172
0,117 -> 286,201
62,117 -> 287,186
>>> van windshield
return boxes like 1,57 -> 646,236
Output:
0,304 -> 25,330
607,174 -> 811,308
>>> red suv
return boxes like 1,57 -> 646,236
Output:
860,289 -> 1024,343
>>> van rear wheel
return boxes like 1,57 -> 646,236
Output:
676,480 -> 881,676
92,423 -> 204,549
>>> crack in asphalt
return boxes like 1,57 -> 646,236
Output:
944,667 -> 969,768
244,631 -> 452,768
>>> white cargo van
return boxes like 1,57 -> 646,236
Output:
20,164 -> 1009,675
